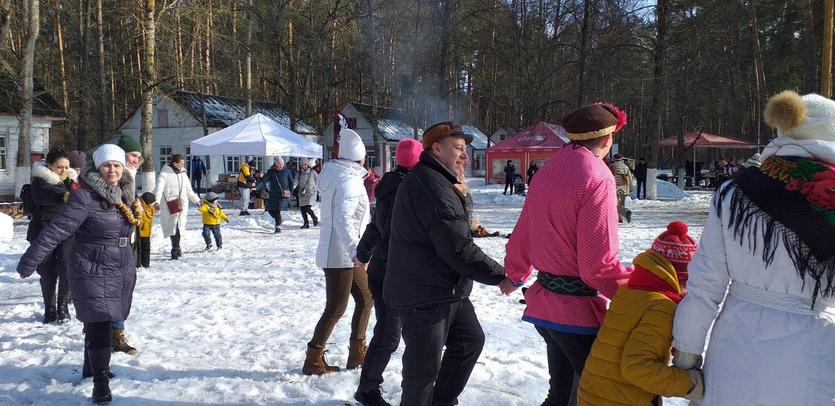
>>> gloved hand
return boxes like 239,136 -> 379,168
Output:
672,350 -> 703,370
17,262 -> 34,279
684,369 -> 704,400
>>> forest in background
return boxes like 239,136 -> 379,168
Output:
1,0 -> 828,167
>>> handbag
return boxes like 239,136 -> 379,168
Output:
166,167 -> 184,214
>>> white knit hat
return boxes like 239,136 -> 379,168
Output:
93,144 -> 126,169
764,91 -> 835,142
338,129 -> 366,161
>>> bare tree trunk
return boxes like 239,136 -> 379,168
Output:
802,0 -> 818,93
576,0 -> 593,106
76,0 -> 90,150
54,0 -> 70,116
95,0 -> 108,141
0,0 -> 12,50
245,0 -> 252,116
175,1 -> 184,89
205,0 -> 213,94
16,0 -> 40,198
140,0 -> 157,192
646,0 -> 668,200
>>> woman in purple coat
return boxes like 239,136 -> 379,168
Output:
17,144 -> 141,403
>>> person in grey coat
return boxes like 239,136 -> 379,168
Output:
17,144 -> 141,403
295,158 -> 319,228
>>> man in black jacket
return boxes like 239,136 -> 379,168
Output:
635,157 -> 648,200
353,139 -> 423,406
385,122 -> 506,406
503,160 -> 515,195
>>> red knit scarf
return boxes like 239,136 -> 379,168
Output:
627,264 -> 683,303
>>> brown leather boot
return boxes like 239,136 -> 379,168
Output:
346,339 -> 367,370
302,344 -> 340,375
113,327 -> 138,355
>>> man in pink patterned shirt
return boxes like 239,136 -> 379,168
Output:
501,102 -> 632,406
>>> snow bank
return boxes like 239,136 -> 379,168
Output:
0,212 -> 12,242
630,179 -> 689,201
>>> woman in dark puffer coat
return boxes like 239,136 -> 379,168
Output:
26,148 -> 78,323
17,144 -> 141,403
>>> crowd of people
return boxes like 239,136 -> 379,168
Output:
13,89 -> 835,405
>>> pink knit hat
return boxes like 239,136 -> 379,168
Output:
396,139 -> 423,169
652,221 -> 698,284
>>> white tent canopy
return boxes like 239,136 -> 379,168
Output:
190,113 -> 322,158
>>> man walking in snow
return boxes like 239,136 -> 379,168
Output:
385,121 -> 506,406
501,102 -> 632,406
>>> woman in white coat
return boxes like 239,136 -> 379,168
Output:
672,91 -> 835,405
154,154 -> 199,260
303,129 -> 372,376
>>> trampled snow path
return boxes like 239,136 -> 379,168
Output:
0,181 -> 709,405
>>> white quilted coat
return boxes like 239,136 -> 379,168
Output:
315,159 -> 370,269
154,164 -> 200,238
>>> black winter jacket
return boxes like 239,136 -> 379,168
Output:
26,163 -> 77,242
384,152 -> 505,309
356,166 -> 409,278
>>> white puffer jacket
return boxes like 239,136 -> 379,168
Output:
315,159 -> 370,269
154,164 -> 200,238
672,138 -> 835,405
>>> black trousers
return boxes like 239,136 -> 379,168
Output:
85,321 -> 114,350
636,178 -> 647,199
202,224 -> 222,247
503,177 -> 513,194
268,210 -> 283,228
535,327 -> 597,406
138,236 -> 151,268
300,205 -> 318,225
358,264 -> 402,393
37,239 -> 70,312
192,177 -> 203,194
398,298 -> 485,406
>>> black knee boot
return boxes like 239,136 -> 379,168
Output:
40,277 -> 57,324
88,347 -> 112,403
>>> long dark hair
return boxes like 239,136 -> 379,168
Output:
46,147 -> 69,165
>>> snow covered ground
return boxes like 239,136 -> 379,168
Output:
0,180 -> 710,405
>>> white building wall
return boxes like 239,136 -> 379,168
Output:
0,117 -> 53,199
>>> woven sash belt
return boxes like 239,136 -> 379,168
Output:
537,272 -> 597,297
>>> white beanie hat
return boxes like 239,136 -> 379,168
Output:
93,144 -> 126,169
764,91 -> 835,142
338,129 -> 366,161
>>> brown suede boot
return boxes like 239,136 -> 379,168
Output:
346,339 -> 367,370
113,327 -> 138,355
302,344 -> 340,376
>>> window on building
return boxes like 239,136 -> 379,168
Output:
0,131 -> 6,171
159,145 -> 172,170
365,148 -> 377,169
347,117 -> 358,129
492,159 -> 519,178
225,156 -> 241,173
253,156 -> 265,173
184,146 -> 191,176
157,109 -> 169,128
472,150 -> 484,171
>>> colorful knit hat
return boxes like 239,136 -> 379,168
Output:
396,138 -> 423,169
652,221 -> 698,283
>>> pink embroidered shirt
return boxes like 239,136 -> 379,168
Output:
505,145 -> 631,334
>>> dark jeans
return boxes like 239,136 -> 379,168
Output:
358,264 -> 402,393
503,177 -> 513,194
398,298 -> 485,406
138,236 -> 151,268
636,178 -> 647,199
268,210 -> 283,228
37,239 -> 70,312
192,177 -> 203,194
309,267 -> 373,349
202,224 -> 222,247
535,327 -> 596,406
86,321 -> 114,350
300,205 -> 318,226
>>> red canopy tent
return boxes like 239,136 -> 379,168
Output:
485,121 -> 568,184
658,132 -> 760,149
659,132 -> 761,182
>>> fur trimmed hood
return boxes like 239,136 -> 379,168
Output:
31,161 -> 78,185
79,161 -> 136,205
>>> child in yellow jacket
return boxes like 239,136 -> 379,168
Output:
577,221 -> 703,405
199,192 -> 229,250
138,192 -> 156,268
